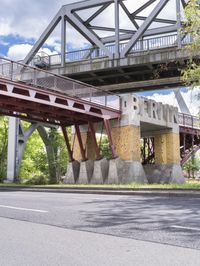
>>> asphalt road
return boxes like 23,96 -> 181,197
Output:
0,191 -> 200,266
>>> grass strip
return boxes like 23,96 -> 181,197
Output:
1,180 -> 200,190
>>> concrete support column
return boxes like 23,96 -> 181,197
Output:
111,125 -> 141,161
6,117 -> 19,182
146,131 -> 185,184
106,94 -> 147,184
154,132 -> 180,165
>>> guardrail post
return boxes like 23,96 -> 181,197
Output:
147,39 -> 149,51
10,61 -> 13,81
73,83 -> 76,96
54,76 -> 57,90
89,87 -> 92,102
33,68 -> 37,86
105,95 -> 107,107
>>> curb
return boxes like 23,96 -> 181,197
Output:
1,186 -> 200,197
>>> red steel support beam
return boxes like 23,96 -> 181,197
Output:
104,119 -> 117,158
61,126 -> 74,162
88,121 -> 101,160
74,124 -> 87,161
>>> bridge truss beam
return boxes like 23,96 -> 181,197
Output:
23,0 -> 187,66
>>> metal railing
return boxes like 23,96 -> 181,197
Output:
178,113 -> 200,129
0,57 -> 120,110
35,33 -> 193,66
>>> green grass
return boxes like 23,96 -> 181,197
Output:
1,180 -> 200,189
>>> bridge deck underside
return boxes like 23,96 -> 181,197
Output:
49,48 -> 198,92
0,79 -> 120,126
65,59 -> 181,90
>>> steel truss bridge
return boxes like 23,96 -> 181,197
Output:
22,0 -> 198,92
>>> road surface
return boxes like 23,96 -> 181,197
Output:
0,191 -> 200,265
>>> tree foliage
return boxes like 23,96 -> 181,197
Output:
98,135 -> 112,159
182,0 -> 200,87
0,116 -> 8,182
0,117 -> 69,184
19,125 -> 48,183
183,156 -> 200,178
20,125 -> 69,184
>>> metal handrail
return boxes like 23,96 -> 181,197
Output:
178,113 -> 200,129
0,57 -> 121,111
40,33 -> 192,66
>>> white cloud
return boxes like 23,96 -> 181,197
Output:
147,87 -> 200,116
7,44 -> 58,61
7,44 -> 33,61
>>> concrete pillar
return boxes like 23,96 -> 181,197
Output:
108,94 -> 147,184
147,131 -> 185,184
112,125 -> 141,161
154,132 -> 180,164
6,117 -> 19,182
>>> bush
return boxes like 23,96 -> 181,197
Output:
23,175 -> 48,185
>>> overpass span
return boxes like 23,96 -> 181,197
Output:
0,57 -> 120,166
22,0 -> 197,92
32,34 -> 193,92
0,58 -> 199,184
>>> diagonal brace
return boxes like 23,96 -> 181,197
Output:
88,121 -> 101,160
62,126 -> 74,162
64,8 -> 113,58
74,124 -> 87,161
104,119 -> 117,158
121,0 -> 170,57
23,9 -> 62,65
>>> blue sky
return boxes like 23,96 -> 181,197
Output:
0,0 -> 199,114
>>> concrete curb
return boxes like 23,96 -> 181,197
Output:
1,186 -> 200,198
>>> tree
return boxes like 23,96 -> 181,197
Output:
20,124 -> 69,184
0,116 -> 8,181
98,135 -> 112,159
182,0 -> 200,87
183,156 -> 200,178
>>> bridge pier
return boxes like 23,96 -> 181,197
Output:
6,117 -> 19,182
111,125 -> 147,184
154,131 -> 180,165
65,94 -> 186,185
145,130 -> 185,184
6,118 -> 40,182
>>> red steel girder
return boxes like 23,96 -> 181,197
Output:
179,126 -> 200,136
74,124 -> 87,161
62,126 -> 74,162
0,78 -> 120,126
88,121 -> 101,160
